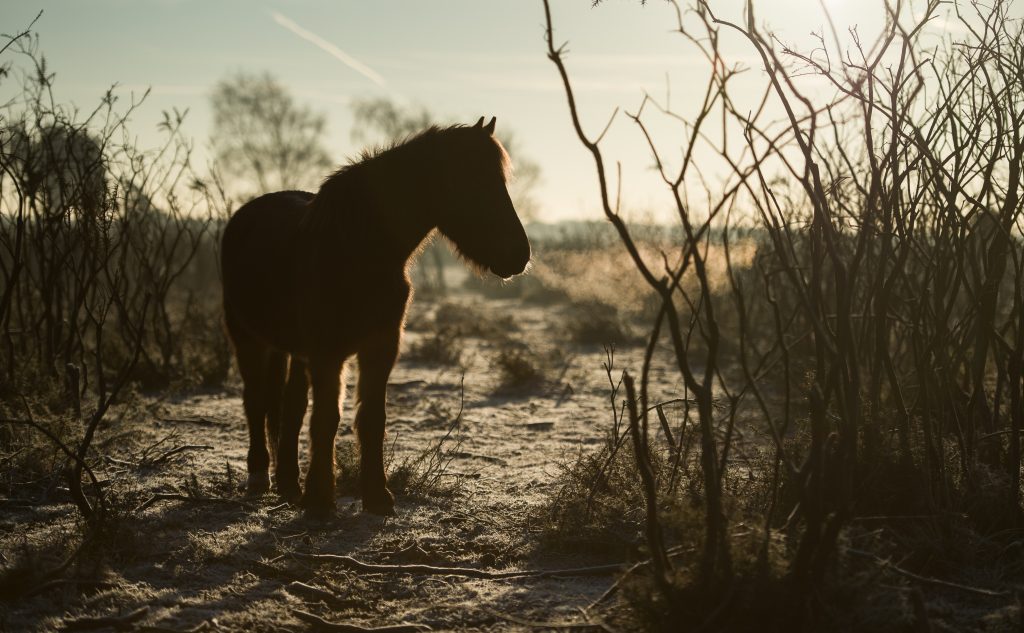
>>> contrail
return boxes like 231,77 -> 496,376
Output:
270,11 -> 386,88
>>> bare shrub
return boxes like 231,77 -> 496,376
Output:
433,301 -> 516,341
405,324 -> 464,367
461,269 -> 564,302
0,28 -> 234,596
544,0 -> 1024,628
562,299 -> 636,347
387,415 -> 465,500
540,401 -> 659,555
0,39 -> 231,398
491,346 -> 549,392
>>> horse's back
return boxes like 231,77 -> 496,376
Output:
222,190 -> 313,249
222,191 -> 314,350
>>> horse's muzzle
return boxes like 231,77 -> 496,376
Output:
490,243 -> 531,279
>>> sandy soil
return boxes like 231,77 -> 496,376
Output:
1,288 -> 679,632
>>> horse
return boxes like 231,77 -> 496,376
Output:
220,117 -> 530,518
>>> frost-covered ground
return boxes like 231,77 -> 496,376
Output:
2,288 -> 682,632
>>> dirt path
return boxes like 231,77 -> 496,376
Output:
3,292 -> 679,632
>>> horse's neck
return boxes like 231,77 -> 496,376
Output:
308,148 -> 442,268
363,161 -> 439,264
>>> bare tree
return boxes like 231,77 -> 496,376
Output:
351,97 -> 434,143
209,72 -> 332,196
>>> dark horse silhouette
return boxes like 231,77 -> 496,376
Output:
221,117 -> 530,518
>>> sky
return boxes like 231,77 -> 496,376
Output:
3,0 -> 1016,222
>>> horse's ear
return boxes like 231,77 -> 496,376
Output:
473,117 -> 485,128
484,116 -> 496,135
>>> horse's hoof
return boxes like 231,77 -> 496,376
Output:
244,473 -> 271,498
274,480 -> 301,503
299,501 -> 336,521
298,492 -> 336,520
299,501 -> 335,518
362,490 -> 396,516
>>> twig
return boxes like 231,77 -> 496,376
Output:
61,606 -> 149,631
15,512 -> 100,598
24,578 -> 118,597
291,553 -> 625,580
590,545 -> 691,608
623,372 -> 673,600
450,451 -> 506,464
137,622 -> 211,633
147,444 -> 214,466
288,581 -> 339,602
0,417 -> 104,516
910,588 -> 932,633
158,416 -> 220,426
483,608 -> 604,630
847,548 -> 1010,598
134,493 -> 256,513
0,10 -> 42,57
105,455 -> 137,469
286,581 -> 360,608
382,542 -> 430,561
292,610 -> 430,632
0,447 -> 26,465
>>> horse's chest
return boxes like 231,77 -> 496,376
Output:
298,276 -> 409,353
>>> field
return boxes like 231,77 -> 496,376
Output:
4,251 -> 1023,633
4,1 -> 1024,631
1,260 -> 680,632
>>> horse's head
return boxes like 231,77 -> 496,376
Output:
434,117 -> 531,279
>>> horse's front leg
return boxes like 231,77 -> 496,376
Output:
275,357 -> 308,502
300,356 -> 344,518
355,328 -> 400,516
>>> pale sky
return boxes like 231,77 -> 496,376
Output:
3,0 -> 1013,221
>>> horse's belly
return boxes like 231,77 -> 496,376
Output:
222,190 -> 411,360
295,285 -> 409,358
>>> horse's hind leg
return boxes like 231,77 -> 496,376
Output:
231,333 -> 273,496
275,357 -> 308,502
355,328 -> 400,516
264,350 -> 288,473
300,356 -> 344,518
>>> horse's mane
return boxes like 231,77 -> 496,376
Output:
314,124 -> 512,206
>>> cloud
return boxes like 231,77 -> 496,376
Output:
270,11 -> 386,88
